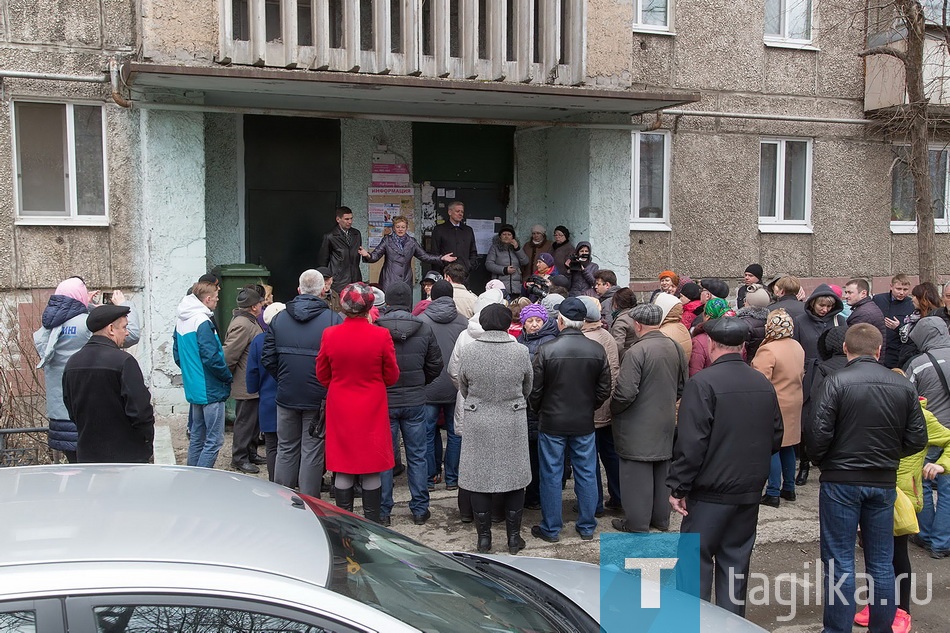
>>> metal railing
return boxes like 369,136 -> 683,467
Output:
0,427 -> 49,467
218,0 -> 587,85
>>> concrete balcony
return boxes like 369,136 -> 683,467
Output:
865,30 -> 950,112
217,0 -> 586,86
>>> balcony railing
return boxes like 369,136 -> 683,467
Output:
218,0 -> 587,86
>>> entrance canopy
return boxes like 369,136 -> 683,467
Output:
124,63 -> 699,123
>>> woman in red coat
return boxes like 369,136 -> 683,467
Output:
316,282 -> 399,523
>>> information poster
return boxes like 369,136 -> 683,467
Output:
467,218 -> 497,255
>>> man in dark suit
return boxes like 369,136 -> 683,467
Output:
318,206 -> 363,292
429,201 -> 477,274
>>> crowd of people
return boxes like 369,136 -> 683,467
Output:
31,202 -> 950,632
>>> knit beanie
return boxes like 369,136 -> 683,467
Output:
386,282 -> 412,310
430,280 -> 454,300
745,263 -> 764,282
577,296 -> 602,322
519,303 -> 549,325
681,282 -> 702,302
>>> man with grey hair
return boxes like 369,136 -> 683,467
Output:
610,302 -> 687,533
263,269 -> 342,497
528,297 -> 612,542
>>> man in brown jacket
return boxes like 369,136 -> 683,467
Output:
224,287 -> 265,473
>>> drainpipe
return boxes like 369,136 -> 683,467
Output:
109,59 -> 131,108
660,109 -> 873,125
0,70 -> 107,83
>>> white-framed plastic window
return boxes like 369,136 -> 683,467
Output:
758,137 -> 813,233
12,100 -> 110,226
633,0 -> 673,34
890,144 -> 950,234
764,0 -> 814,48
630,130 -> 672,231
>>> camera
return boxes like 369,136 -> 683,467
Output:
568,251 -> 591,271
524,276 -> 549,300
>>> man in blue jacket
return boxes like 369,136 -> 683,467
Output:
262,269 -> 343,498
174,280 -> 232,468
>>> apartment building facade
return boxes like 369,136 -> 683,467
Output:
0,0 -> 945,411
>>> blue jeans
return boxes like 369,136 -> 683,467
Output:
819,483 -> 896,633
381,405 -> 430,517
538,431 -> 598,537
918,450 -> 950,553
187,401 -> 226,468
425,402 -> 460,486
766,446 -> 797,497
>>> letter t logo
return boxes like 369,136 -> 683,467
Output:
625,558 -> 679,609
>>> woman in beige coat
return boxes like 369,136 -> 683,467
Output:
654,293 -> 692,357
751,308 -> 805,507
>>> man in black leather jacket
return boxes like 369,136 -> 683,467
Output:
528,298 -> 612,543
805,323 -> 927,633
317,206 -> 363,292
667,317 -> 783,616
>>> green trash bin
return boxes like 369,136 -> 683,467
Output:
212,264 -> 270,428
212,264 -> 271,335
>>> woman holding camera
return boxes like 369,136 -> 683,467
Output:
565,241 -> 599,297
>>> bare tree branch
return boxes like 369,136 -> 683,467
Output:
859,45 -> 909,61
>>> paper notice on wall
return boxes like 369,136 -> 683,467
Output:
467,218 -> 497,255
367,185 -> 416,281
371,162 -> 411,186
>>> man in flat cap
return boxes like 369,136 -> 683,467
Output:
223,287 -> 266,474
63,304 -> 154,463
667,317 -> 784,616
610,302 -> 687,533
528,297 -> 612,542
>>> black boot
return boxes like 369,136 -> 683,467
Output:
474,511 -> 493,553
362,486 -> 383,524
795,461 -> 810,486
506,509 -> 526,555
335,486 -> 354,513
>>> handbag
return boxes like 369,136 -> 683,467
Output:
894,486 -> 920,536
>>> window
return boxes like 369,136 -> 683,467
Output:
765,0 -> 812,44
13,101 -> 108,224
0,611 -> 36,632
891,146 -> 950,232
759,138 -> 812,232
634,0 -> 671,32
631,131 -> 671,230
92,605 -> 336,633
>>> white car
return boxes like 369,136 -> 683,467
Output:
0,464 -> 766,632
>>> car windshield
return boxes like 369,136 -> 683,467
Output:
307,501 -> 569,632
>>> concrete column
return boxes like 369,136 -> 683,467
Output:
589,129 -> 633,286
140,109 -> 207,415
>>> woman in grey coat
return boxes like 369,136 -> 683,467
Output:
359,215 -> 454,292
485,224 -> 529,297
457,303 -> 533,554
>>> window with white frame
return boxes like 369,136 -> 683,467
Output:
764,0 -> 812,44
891,146 -> 949,231
759,138 -> 812,229
631,131 -> 671,229
13,101 -> 108,223
634,0 -> 671,32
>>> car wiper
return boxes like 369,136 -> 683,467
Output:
449,553 -> 598,633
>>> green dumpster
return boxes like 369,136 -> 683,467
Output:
212,264 -> 271,335
212,264 -> 270,427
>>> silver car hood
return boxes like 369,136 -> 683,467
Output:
467,554 -> 768,633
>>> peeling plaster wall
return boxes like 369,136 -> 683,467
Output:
340,118 -> 415,284
546,127 -> 591,242
140,109 -> 206,414
513,129 -> 549,240
205,113 -> 243,269
589,130 -> 633,285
